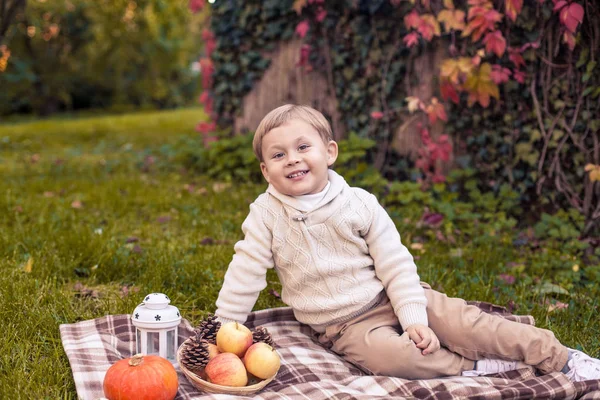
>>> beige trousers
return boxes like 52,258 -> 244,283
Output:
317,286 -> 569,379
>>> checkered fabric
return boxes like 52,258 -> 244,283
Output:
60,304 -> 600,399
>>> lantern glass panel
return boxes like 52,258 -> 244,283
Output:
136,329 -> 142,354
147,331 -> 160,355
167,329 -> 175,360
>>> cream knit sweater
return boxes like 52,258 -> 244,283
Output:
215,170 -> 428,332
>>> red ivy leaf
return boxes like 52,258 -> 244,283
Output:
199,91 -> 210,105
512,69 -> 526,83
418,14 -> 441,41
505,0 -> 523,22
404,10 -> 421,30
462,6 -> 502,42
295,20 -> 310,38
425,98 -> 448,124
490,64 -> 511,84
558,2 -> 584,33
508,47 -> 526,69
370,111 -> 384,120
189,0 -> 206,13
403,32 -> 420,47
196,121 -> 216,134
297,44 -> 312,67
483,30 -> 506,57
202,29 -> 216,56
440,81 -> 460,104
315,7 -> 327,22
433,135 -> 452,161
563,31 -> 576,50
199,58 -> 214,89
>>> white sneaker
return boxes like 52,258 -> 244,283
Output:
565,350 -> 600,382
462,358 -> 532,377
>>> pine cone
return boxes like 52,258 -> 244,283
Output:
252,326 -> 275,347
180,335 -> 211,371
193,313 -> 221,344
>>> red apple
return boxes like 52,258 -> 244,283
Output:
216,321 -> 253,357
205,352 -> 248,387
243,342 -> 280,379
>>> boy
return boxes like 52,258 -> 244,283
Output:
215,104 -> 600,381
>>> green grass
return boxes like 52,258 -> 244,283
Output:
0,108 -> 598,398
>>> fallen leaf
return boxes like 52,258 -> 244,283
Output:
157,215 -> 172,223
212,182 -> 231,193
71,200 -> 83,209
535,282 -> 570,296
410,242 -> 424,251
422,212 -> 444,226
269,288 -> 281,299
201,237 -> 215,245
498,273 -> 516,285
23,257 -> 33,273
546,299 -> 569,312
73,282 -> 101,299
450,248 -> 463,258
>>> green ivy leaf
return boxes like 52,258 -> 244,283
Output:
576,48 -> 589,68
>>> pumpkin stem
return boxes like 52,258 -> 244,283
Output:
129,353 -> 145,366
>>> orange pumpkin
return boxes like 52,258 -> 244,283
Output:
103,354 -> 179,400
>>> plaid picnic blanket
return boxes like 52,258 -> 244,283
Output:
60,304 -> 600,400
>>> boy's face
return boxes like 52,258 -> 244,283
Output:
260,119 -> 338,196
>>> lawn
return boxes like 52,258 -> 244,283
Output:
0,108 -> 598,398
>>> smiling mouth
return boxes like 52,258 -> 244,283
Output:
287,170 -> 308,178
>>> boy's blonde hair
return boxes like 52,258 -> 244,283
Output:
253,104 -> 333,162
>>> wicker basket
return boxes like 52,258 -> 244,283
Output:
177,339 -> 279,395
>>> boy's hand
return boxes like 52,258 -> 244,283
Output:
405,324 -> 440,355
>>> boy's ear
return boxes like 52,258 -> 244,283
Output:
260,162 -> 271,183
326,140 -> 339,167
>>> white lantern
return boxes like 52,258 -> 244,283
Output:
131,293 -> 182,361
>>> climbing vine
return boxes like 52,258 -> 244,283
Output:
191,0 -> 600,236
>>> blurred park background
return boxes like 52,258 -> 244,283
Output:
1,0 -> 599,397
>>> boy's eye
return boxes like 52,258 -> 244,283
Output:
272,152 -> 284,159
298,144 -> 309,151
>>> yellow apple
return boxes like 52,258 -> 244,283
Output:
243,342 -> 280,379
205,352 -> 248,387
216,321 -> 253,357
206,342 -> 220,360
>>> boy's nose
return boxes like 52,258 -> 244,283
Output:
286,155 -> 300,165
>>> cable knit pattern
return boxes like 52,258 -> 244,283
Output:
215,170 -> 428,331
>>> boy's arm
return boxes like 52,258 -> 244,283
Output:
215,203 -> 274,324
362,194 -> 428,330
